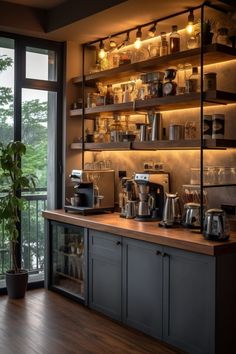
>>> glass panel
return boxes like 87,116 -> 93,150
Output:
0,37 -> 14,143
52,224 -> 85,299
21,88 -> 56,282
0,37 -> 14,287
26,47 -> 57,81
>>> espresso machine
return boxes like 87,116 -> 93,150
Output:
65,169 -> 115,214
134,172 -> 169,221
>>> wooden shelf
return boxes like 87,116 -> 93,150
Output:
69,91 -> 236,117
56,271 -> 83,284
72,44 -> 236,86
70,139 -> 236,151
71,142 -> 131,151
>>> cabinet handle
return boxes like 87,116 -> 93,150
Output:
156,250 -> 161,256
116,241 -> 121,246
161,252 -> 168,257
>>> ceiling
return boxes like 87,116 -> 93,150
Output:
1,0 -> 67,9
0,0 -> 235,44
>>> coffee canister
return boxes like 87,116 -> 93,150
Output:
169,124 -> 184,140
212,114 -> 225,139
204,72 -> 217,91
203,115 -> 212,139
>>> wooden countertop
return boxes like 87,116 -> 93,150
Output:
42,209 -> 236,256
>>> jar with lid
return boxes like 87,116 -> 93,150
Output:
160,32 -> 168,56
87,92 -> 97,108
216,28 -> 231,46
110,114 -> 123,142
169,25 -> 180,53
186,67 -> 200,93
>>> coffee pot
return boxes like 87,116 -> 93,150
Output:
159,192 -> 182,227
203,208 -> 230,241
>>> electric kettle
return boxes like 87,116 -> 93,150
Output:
203,208 -> 230,241
159,192 -> 182,227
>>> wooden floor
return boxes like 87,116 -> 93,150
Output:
0,289 -> 183,354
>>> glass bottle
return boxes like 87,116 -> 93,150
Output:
169,25 -> 180,53
105,84 -> 114,105
160,32 -> 168,56
103,119 -> 111,143
93,116 -> 101,143
186,66 -> 200,93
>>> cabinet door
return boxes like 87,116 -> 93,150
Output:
163,247 -> 215,354
49,221 -> 87,303
123,238 -> 163,339
89,230 -> 122,321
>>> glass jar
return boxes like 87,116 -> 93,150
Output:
186,67 -> 200,93
216,28 -> 231,46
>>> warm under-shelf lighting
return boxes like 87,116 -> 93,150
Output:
134,27 -> 142,49
98,40 -> 106,59
186,9 -> 195,34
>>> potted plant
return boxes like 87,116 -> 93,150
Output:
0,141 -> 37,299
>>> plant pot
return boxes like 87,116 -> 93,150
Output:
6,269 -> 28,299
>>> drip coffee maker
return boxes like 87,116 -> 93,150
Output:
134,172 -> 169,221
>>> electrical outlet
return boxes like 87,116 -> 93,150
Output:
221,204 -> 236,216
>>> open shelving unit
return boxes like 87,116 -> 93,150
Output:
67,1 -> 236,231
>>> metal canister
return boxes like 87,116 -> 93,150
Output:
212,114 -> 225,139
169,124 -> 184,140
203,115 -> 212,139
204,72 -> 217,91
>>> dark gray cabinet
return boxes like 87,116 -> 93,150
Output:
162,247 -> 215,354
86,229 -> 236,354
89,229 -> 122,321
122,239 -> 163,338
123,238 -> 215,354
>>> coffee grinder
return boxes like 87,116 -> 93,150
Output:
134,172 -> 169,221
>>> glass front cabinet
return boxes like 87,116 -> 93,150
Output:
48,221 -> 88,303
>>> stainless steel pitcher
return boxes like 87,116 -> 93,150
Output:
160,192 -> 182,227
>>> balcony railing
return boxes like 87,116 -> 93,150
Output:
0,188 -> 47,286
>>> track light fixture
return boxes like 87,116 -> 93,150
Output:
134,27 -> 142,49
109,39 -> 117,48
98,40 -> 106,59
148,22 -> 157,37
186,9 -> 195,34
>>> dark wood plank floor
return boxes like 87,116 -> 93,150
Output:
0,289 -> 183,354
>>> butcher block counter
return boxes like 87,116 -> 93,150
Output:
42,209 -> 236,256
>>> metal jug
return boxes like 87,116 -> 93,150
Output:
160,192 -> 182,227
203,208 -> 230,241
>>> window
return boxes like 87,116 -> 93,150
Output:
0,34 -> 63,289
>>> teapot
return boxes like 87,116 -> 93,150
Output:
203,208 -> 230,241
159,192 -> 182,227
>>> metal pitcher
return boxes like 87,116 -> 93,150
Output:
160,192 -> 182,227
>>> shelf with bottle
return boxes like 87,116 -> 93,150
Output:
72,44 -> 236,87
70,90 -> 236,117
70,139 -> 236,151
